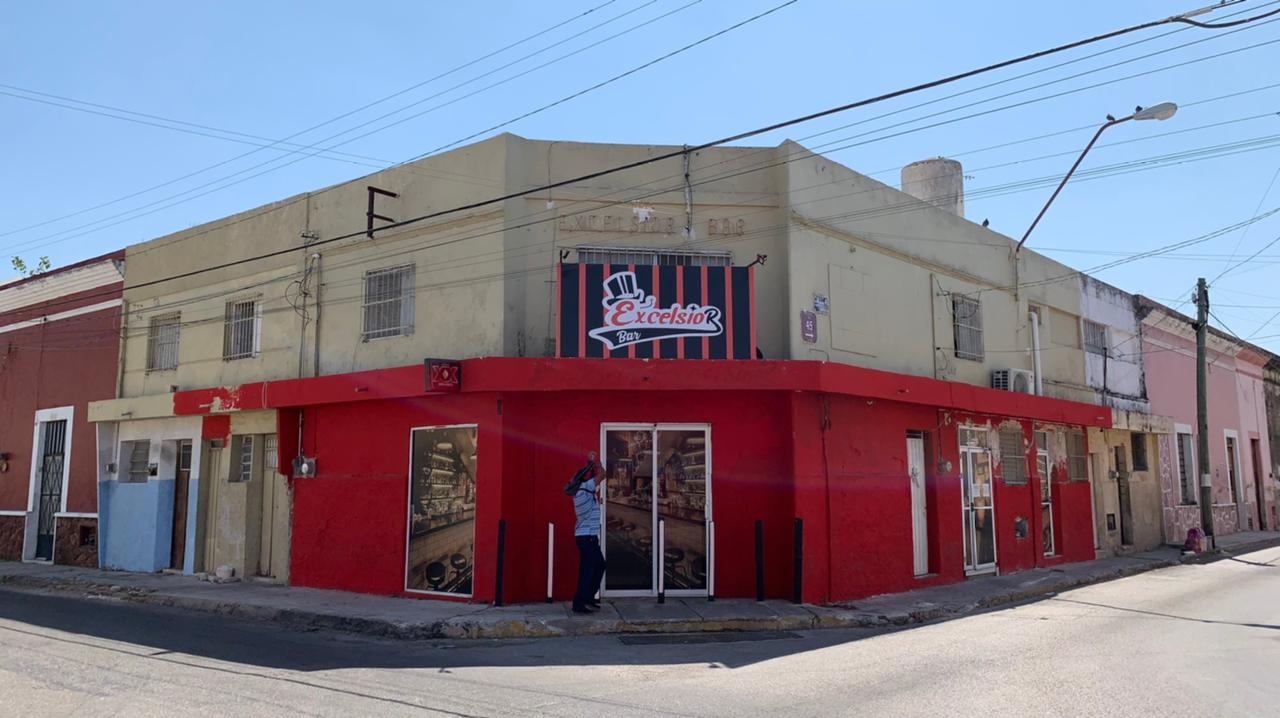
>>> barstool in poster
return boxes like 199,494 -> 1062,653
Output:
405,425 -> 477,595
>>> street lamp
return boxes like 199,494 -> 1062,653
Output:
1014,102 -> 1178,255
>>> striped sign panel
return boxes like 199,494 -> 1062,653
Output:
557,263 -> 756,360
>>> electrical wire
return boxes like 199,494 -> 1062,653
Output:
0,0 -> 629,241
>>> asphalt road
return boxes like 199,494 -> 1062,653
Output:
2,546 -> 1278,718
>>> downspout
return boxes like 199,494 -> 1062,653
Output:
1030,310 -> 1044,396
312,253 -> 322,378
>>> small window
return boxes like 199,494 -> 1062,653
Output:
263,435 -> 278,477
952,294 -> 984,361
122,440 -> 151,484
1177,432 -> 1197,504
576,246 -> 732,267
231,435 -> 255,483
1084,320 -> 1108,356
999,427 -> 1027,485
1066,431 -> 1088,481
362,265 -> 415,341
146,313 -> 181,372
222,299 -> 260,360
1130,432 -> 1148,471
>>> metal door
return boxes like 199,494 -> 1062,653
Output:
907,434 -> 928,576
960,428 -> 996,575
35,420 -> 68,561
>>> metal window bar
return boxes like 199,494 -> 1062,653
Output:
952,295 -> 984,361
37,420 -> 67,546
1065,431 -> 1088,481
264,435 -> 278,476
1034,431 -> 1053,556
223,300 -> 257,360
999,428 -> 1027,485
1177,433 -> 1197,504
1084,320 -> 1108,356
362,265 -> 414,340
575,246 -> 732,267
147,313 -> 181,371
233,436 -> 255,483
128,440 -> 150,483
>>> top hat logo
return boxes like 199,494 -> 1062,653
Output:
603,271 -> 640,300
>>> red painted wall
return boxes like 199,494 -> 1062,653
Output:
288,389 -> 798,603
0,302 -> 120,514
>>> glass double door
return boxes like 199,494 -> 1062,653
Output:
601,425 -> 711,597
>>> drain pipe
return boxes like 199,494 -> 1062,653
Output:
1030,310 -> 1044,395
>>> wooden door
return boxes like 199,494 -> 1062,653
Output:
171,440 -> 192,570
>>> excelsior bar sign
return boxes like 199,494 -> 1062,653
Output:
558,263 -> 756,360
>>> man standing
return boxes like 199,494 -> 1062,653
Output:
573,459 -> 607,614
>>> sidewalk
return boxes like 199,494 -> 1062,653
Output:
3,531 -> 1276,640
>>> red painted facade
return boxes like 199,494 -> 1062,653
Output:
174,358 -> 1108,605
0,253 -> 123,564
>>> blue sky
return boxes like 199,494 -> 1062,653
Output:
3,1 -> 1279,350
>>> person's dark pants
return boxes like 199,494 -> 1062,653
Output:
574,535 -> 606,609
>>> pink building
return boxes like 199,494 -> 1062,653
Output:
1139,298 -> 1276,543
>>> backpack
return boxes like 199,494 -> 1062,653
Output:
563,464 -> 595,496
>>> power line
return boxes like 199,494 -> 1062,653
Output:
9,0 -> 1274,321
0,0 -> 629,242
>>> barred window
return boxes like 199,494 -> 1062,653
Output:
231,435 -> 255,483
1084,320 -> 1108,356
952,294 -> 984,361
1130,432 -> 1149,471
1176,433 -> 1197,504
222,299 -> 259,360
264,434 -> 278,477
146,313 -> 181,371
575,245 -> 732,267
123,440 -> 150,484
362,265 -> 415,341
999,427 -> 1027,485
1066,431 -> 1088,481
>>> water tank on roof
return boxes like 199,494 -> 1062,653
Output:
901,158 -> 965,218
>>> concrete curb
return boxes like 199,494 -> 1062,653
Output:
3,538 -> 1276,640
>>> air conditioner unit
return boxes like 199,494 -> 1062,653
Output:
991,368 -> 1035,395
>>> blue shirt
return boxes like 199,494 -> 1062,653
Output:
573,479 -> 600,537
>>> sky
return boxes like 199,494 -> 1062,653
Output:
2,0 -> 1279,351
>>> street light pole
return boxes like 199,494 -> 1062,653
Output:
1194,277 -> 1216,548
1014,102 -> 1178,255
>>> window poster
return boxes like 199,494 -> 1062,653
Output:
406,425 -> 477,595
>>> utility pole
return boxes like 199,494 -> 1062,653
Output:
1194,277 -> 1215,548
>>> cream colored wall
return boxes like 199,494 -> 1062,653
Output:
203,411 -> 277,580
120,136 -> 512,396
779,141 -> 1088,399
503,138 -> 788,358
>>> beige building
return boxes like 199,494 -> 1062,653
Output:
90,133 -> 1149,580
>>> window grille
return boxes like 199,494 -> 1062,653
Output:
999,427 -> 1027,485
1177,433 -> 1197,504
575,246 -> 732,267
362,265 -> 415,340
264,435 -> 278,477
124,440 -> 150,484
231,436 -> 255,483
1130,433 -> 1149,471
223,299 -> 259,360
952,294 -> 984,361
1084,320 -> 1108,356
146,313 -> 181,371
1066,431 -> 1088,481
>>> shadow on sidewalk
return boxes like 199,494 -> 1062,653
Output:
0,588 -> 890,672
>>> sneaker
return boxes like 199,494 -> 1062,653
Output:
572,605 -> 594,615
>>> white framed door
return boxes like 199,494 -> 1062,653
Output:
600,423 -> 712,597
959,427 -> 996,575
907,433 -> 928,577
